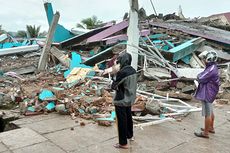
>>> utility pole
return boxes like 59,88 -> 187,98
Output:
126,0 -> 139,71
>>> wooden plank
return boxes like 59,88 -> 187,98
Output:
10,65 -> 36,75
50,46 -> 70,68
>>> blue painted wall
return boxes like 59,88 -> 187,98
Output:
44,3 -> 75,43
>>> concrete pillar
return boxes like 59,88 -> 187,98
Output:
126,0 -> 139,70
38,12 -> 60,71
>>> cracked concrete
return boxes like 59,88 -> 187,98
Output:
0,104 -> 229,153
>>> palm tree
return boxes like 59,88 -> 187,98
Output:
76,16 -> 103,30
16,30 -> 27,38
26,25 -> 41,38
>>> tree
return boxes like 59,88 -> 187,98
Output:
39,31 -> 48,37
0,25 -> 6,34
16,30 -> 27,38
139,7 -> 147,20
123,12 -> 129,20
26,25 -> 41,38
76,16 -> 103,29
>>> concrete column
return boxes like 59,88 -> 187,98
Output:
126,0 -> 139,70
38,12 -> 60,71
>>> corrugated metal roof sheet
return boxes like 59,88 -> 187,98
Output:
210,12 -> 230,23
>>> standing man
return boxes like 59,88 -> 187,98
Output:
194,51 -> 220,138
112,52 -> 137,149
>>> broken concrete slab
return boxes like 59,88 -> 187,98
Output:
0,45 -> 40,56
197,45 -> 230,61
1,64 -> 37,75
215,99 -> 229,105
189,53 -> 205,68
182,85 -> 196,93
151,22 -> 230,46
177,68 -> 204,79
144,67 -> 171,79
0,34 -> 8,43
50,46 -> 70,68
155,90 -> 192,100
0,128 -> 47,150
9,65 -> 36,75
4,105 -> 230,153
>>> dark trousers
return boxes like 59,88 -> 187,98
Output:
115,105 -> 133,145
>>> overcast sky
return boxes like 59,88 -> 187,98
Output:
1,0 -> 230,32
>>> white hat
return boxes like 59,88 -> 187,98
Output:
198,50 -> 218,62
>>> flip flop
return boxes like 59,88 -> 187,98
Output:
113,143 -> 128,149
200,128 -> 215,134
128,137 -> 135,141
194,132 -> 209,138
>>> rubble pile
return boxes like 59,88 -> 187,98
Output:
1,2 -> 230,127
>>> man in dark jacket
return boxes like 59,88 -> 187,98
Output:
194,51 -> 220,138
112,52 -> 137,149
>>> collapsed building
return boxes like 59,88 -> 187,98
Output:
0,2 -> 230,129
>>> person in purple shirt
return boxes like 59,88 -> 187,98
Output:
194,50 -> 220,138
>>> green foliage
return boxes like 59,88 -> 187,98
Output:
16,30 -> 27,38
26,25 -> 41,38
0,25 -> 6,34
39,31 -> 48,37
76,16 -> 103,29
